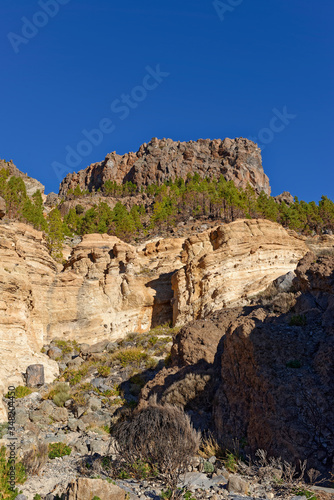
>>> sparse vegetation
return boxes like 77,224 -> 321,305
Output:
289,314 -> 307,326
112,398 -> 200,497
0,445 -> 26,500
22,442 -> 48,475
5,386 -> 32,399
48,442 -> 72,459
286,360 -> 302,369
44,382 -> 71,407
97,365 -> 111,377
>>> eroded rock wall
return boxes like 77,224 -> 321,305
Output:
171,219 -> 308,325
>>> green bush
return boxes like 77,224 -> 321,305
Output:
49,383 -> 71,407
48,442 -> 72,459
97,365 -> 111,378
289,314 -> 307,326
5,386 -> 32,399
286,360 -> 302,369
0,445 -> 26,500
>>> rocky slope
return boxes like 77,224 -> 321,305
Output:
58,137 -> 271,197
140,253 -> 334,474
0,219 -> 311,421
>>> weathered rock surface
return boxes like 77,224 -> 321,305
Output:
0,219 -> 321,422
0,159 -> 45,196
141,253 -> 334,474
0,196 -> 5,219
58,137 -> 271,197
64,478 -> 126,500
172,219 -> 308,325
0,222 -> 59,420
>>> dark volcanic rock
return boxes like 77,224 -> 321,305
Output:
58,137 -> 271,197
26,364 -> 45,387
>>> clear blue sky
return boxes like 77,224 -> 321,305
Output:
1,0 -> 333,201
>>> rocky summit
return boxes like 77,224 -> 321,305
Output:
59,137 -> 271,197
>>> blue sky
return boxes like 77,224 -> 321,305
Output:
0,0 -> 333,201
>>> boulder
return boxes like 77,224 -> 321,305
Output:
25,364 -> 44,387
64,478 -> 126,500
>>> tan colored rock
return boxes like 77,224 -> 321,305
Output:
172,219 -> 308,325
64,478 -> 126,500
0,196 -> 5,219
0,222 -> 59,421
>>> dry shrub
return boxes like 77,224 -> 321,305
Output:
111,396 -> 200,495
199,431 -> 224,459
22,442 -> 48,476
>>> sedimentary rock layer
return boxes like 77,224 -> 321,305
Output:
171,219 -> 308,325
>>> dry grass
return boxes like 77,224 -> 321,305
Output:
22,443 -> 48,476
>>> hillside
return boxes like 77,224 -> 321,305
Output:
0,141 -> 333,499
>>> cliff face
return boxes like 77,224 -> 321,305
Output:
140,253 -> 334,473
0,223 -> 59,420
172,219 -> 308,325
0,219 -> 311,421
58,137 -> 271,197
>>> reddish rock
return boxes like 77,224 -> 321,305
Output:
58,137 -> 271,197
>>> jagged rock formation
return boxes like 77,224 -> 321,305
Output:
0,159 -> 45,196
172,219 -> 308,325
140,253 -> 334,473
58,137 -> 271,197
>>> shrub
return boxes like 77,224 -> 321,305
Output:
97,365 -> 111,378
22,442 -> 48,475
199,432 -> 224,459
289,314 -> 307,326
5,386 -> 32,399
48,442 -> 72,459
0,423 -> 8,439
45,383 -> 71,407
111,347 -> 149,367
286,360 -> 302,369
0,445 -> 26,499
112,397 -> 200,496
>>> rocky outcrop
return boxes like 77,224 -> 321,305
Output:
172,219 -> 308,325
58,137 -> 271,197
0,196 -> 5,219
0,159 -> 45,196
140,253 -> 334,473
274,191 -> 294,205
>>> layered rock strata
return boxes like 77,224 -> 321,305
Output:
171,219 -> 308,325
